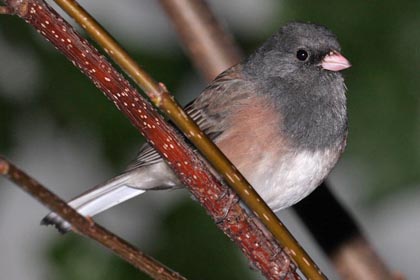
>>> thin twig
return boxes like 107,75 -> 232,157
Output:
48,0 -> 319,278
0,156 -> 186,280
2,0 -> 300,279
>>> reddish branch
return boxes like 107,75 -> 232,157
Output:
2,0 -> 300,279
0,156 -> 186,280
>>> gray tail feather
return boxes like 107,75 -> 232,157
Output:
41,174 -> 145,233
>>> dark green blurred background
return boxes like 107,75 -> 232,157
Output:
0,0 -> 419,279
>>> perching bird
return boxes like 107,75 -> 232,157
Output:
42,22 -> 351,233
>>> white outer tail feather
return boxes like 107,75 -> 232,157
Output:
41,175 -> 145,233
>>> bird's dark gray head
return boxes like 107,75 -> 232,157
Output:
243,22 -> 350,150
243,22 -> 350,80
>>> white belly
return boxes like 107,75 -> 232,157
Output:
247,148 -> 339,212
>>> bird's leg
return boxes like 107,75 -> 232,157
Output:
214,188 -> 239,224
216,186 -> 229,201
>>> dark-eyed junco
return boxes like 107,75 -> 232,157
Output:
43,22 -> 351,233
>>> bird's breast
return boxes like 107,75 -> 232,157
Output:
213,93 -> 345,211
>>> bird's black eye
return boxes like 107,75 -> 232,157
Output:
296,49 -> 308,61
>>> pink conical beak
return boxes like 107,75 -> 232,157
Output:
321,51 -> 351,71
